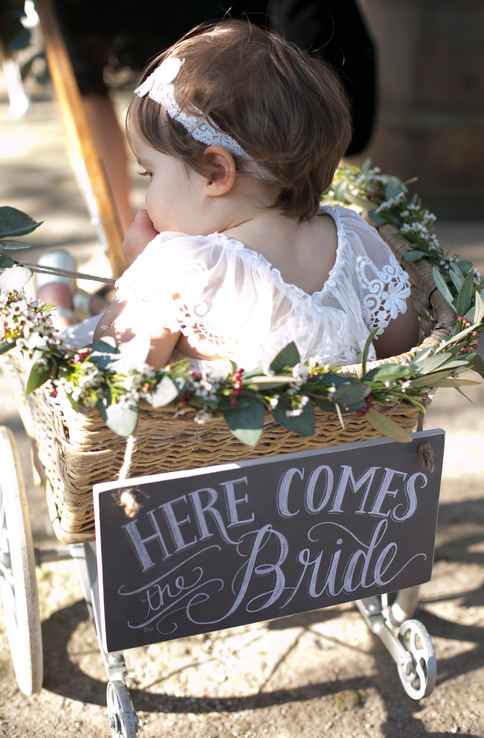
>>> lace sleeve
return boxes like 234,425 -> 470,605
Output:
338,208 -> 412,334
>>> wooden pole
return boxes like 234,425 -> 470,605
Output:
36,0 -> 126,277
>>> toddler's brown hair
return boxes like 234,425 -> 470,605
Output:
128,20 -> 352,220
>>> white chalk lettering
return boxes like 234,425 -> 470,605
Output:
219,476 -> 255,528
276,467 -> 304,518
329,466 -> 381,514
370,468 -> 408,518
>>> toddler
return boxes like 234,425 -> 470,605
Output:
64,20 -> 417,371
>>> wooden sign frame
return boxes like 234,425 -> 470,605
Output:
94,430 -> 444,653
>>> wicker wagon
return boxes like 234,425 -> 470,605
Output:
0,213 -> 456,737
14,223 -> 454,546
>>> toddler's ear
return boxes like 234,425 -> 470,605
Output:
203,146 -> 236,196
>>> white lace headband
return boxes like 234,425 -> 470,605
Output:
134,56 -> 250,159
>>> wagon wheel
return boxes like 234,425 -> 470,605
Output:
106,681 -> 139,738
0,427 -> 43,695
397,619 -> 436,700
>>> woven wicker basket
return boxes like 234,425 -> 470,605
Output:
12,224 -> 455,544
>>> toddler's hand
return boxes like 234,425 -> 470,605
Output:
123,210 -> 158,266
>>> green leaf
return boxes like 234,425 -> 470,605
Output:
149,375 -> 179,407
366,409 -> 412,443
456,259 -> 474,275
311,397 -> 336,412
26,360 -> 51,394
409,370 -> 457,388
403,250 -> 426,262
432,266 -> 456,311
269,342 -> 300,373
272,397 -> 315,437
91,339 -> 119,354
105,403 -> 139,437
455,270 -> 475,316
0,207 -> 42,238
333,380 -> 371,409
0,254 -> 16,268
0,341 -> 16,354
415,352 -> 452,373
89,339 -> 120,370
449,263 -> 464,292
223,397 -> 265,447
365,364 -> 412,382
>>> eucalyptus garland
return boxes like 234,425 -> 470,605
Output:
0,161 -> 483,445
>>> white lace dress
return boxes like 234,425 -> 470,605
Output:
63,206 -> 411,371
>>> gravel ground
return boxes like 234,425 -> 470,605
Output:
1,95 -> 484,738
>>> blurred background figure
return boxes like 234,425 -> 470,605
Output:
50,0 -> 376,233
269,0 -> 376,156
0,0 -> 39,118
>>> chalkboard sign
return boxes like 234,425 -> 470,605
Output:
94,430 -> 445,653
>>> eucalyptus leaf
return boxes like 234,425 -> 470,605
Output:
403,250 -> 426,262
223,397 -> 265,446
105,403 -> 139,437
273,397 -> 315,437
0,341 -> 16,354
26,360 -> 51,394
411,346 -> 435,366
333,380 -> 371,408
269,342 -> 300,373
366,409 -> 412,443
311,397 -> 336,412
365,364 -> 412,382
415,352 -> 452,373
90,352 -> 116,371
0,254 -> 16,269
409,370 -> 457,388
91,339 -> 119,354
456,259 -> 474,275
432,266 -> 456,311
0,207 -> 42,238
